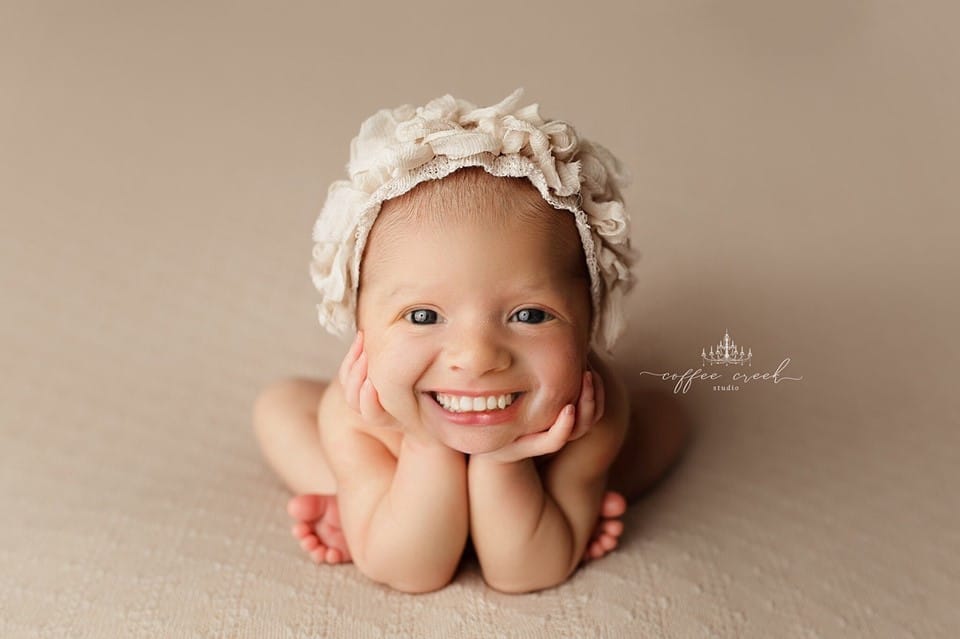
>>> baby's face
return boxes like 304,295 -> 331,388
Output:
356,186 -> 592,455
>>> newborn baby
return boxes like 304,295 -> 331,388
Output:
253,90 -> 688,594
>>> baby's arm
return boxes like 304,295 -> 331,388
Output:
322,335 -> 468,593
469,366 -> 628,593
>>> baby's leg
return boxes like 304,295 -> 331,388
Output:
580,390 -> 692,563
608,389 -> 692,504
252,377 -> 349,564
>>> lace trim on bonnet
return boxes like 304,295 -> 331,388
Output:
310,87 -> 638,354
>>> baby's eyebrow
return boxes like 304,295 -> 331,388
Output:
487,275 -> 563,294
511,281 -> 561,295
385,284 -> 429,299
382,277 -> 578,300
385,279 -> 566,301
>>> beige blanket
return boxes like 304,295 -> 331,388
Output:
1,2 -> 956,637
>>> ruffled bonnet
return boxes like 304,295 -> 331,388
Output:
310,88 -> 637,354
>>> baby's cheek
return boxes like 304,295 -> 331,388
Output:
535,375 -> 581,415
366,346 -> 425,418
523,353 -> 585,430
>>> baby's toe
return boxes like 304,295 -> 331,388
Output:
600,491 -> 627,518
599,533 -> 618,551
326,548 -> 344,563
300,535 -> 320,551
309,546 -> 329,564
291,522 -> 312,539
601,519 -> 624,537
287,494 -> 325,521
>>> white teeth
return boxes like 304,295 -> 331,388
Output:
434,392 -> 517,413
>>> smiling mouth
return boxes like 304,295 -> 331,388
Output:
427,391 -> 523,413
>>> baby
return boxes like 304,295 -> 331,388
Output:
253,89 -> 688,594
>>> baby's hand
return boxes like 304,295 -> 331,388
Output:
338,331 -> 401,432
472,368 -> 605,465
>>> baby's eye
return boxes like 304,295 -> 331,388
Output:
405,309 -> 439,325
512,308 -> 553,324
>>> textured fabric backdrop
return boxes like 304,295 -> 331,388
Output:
1,1 -> 957,637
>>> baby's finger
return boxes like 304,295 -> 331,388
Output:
485,435 -> 539,464
571,372 -> 596,441
343,350 -> 368,413
538,404 -> 578,452
358,378 -> 395,429
591,367 -> 606,424
338,331 -> 364,389
488,405 -> 576,463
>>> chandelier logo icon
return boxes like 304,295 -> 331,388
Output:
639,329 -> 803,394
702,330 -> 751,367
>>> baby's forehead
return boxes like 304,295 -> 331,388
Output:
381,168 -> 544,217
363,166 -> 587,274
370,201 -> 582,261
375,204 -> 547,234
376,169 -> 576,235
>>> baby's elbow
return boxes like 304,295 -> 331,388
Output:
384,567 -> 457,594
483,574 -> 567,595
360,553 -> 459,594
480,532 -> 581,593
482,564 -> 574,594
484,579 -> 536,595
387,576 -> 453,594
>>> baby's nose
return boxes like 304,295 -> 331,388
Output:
445,330 -> 510,375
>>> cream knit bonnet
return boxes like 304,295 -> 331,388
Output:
310,88 -> 637,354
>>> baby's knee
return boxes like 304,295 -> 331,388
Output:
252,377 -> 326,435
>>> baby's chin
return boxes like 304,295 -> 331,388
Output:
431,429 -> 521,456
416,393 -> 561,455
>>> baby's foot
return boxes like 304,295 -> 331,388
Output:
581,490 -> 627,564
287,494 -> 352,564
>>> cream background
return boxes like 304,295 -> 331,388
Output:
1,1 -> 957,637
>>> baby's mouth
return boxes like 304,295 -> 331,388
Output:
426,391 -> 523,413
